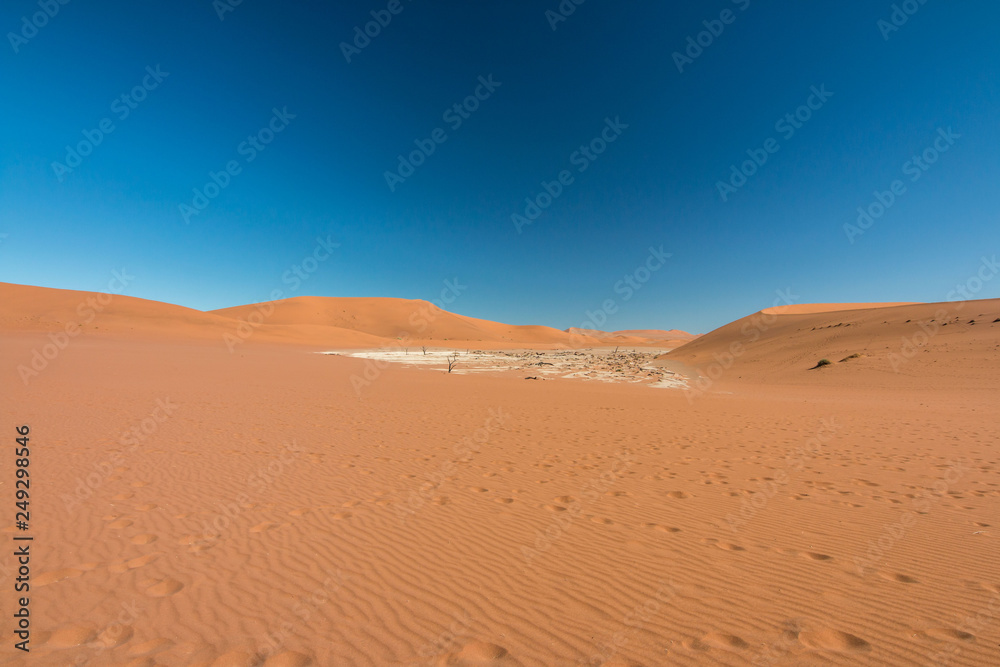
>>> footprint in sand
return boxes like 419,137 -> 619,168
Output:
143,578 -> 184,597
798,629 -> 871,653
47,625 -> 98,647
597,658 -> 645,667
700,632 -> 749,650
432,496 -> 450,506
95,623 -> 134,648
107,518 -> 134,529
289,508 -> 311,517
919,628 -> 976,643
249,522 -> 279,533
135,503 -> 158,511
131,533 -> 158,545
109,552 -> 162,573
667,491 -> 689,499
263,651 -> 314,666
331,512 -> 352,520
128,637 -> 175,656
210,649 -> 265,666
543,504 -> 567,512
553,495 -> 576,503
590,517 -> 614,525
35,568 -> 83,586
879,572 -> 919,584
436,640 -> 514,665
801,552 -> 834,562
650,524 -> 681,534
716,542 -> 745,552
494,497 -> 514,504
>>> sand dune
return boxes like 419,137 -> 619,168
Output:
663,298 -> 1000,391
761,302 -> 919,315
2,284 -> 998,666
565,327 -> 696,349
214,296 -> 602,348
0,284 -> 604,350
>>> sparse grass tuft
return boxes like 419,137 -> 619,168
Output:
839,353 -> 862,362
811,358 -> 832,370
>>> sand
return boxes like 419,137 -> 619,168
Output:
2,284 -> 998,666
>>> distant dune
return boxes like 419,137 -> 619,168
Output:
0,283 -> 612,349
213,296 -> 600,347
565,327 -> 696,348
761,302 -> 919,315
662,299 -> 1000,391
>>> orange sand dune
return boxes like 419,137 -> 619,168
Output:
565,327 -> 696,348
213,296 -> 601,348
2,284 -> 999,665
664,298 -> 1000,391
762,302 -> 919,315
0,283 -> 600,350
0,282 -> 386,348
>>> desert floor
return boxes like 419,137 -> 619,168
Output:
2,326 -> 998,666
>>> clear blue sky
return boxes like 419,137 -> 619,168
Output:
2,1 -> 998,333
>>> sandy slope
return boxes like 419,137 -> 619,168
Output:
565,328 -> 697,349
662,299 -> 1000,392
0,283 -> 606,350
213,297 -> 600,348
1,288 -> 998,666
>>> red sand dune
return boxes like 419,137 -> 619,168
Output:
662,299 -> 1000,391
214,296 -> 603,348
565,327 -> 696,348
2,284 -> 999,666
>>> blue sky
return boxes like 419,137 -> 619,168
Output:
2,1 -> 998,333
